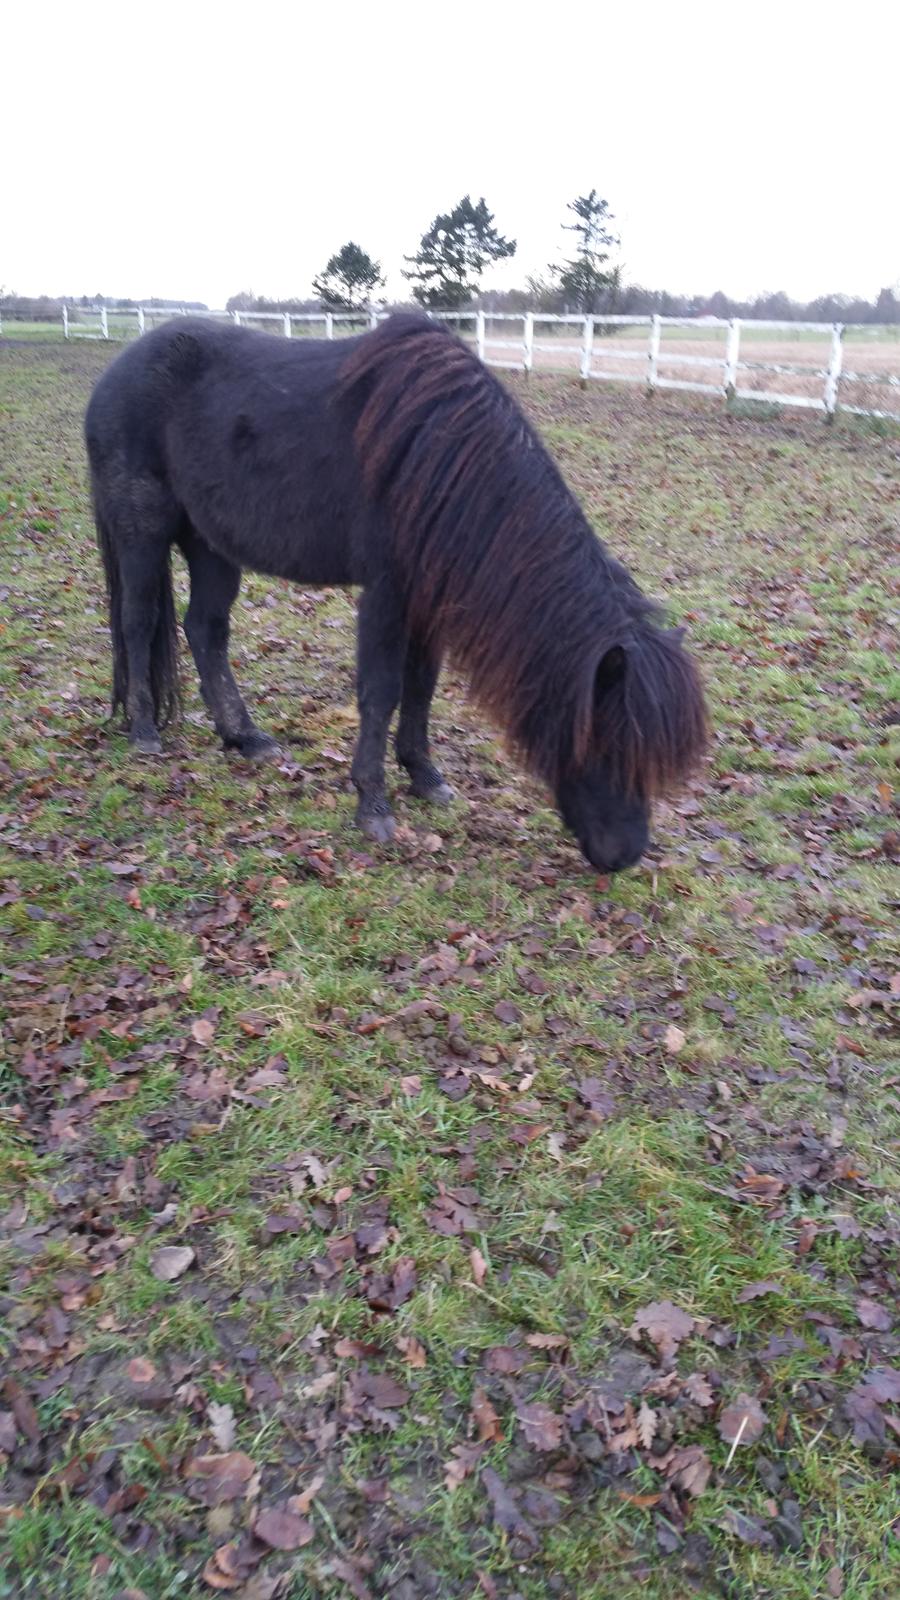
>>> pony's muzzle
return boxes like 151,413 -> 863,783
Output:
580,823 -> 649,875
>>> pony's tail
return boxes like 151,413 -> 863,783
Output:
94,502 -> 129,722
149,563 -> 181,727
94,499 -> 181,728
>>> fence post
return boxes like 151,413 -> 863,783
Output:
368,307 -> 379,330
579,316 -> 594,385
137,306 -> 145,337
475,309 -> 486,363
232,310 -> 241,326
325,312 -> 334,340
647,314 -> 661,394
100,305 -> 109,340
724,317 -> 741,403
62,304 -> 69,339
283,312 -> 291,337
824,323 -> 843,422
523,312 -> 534,376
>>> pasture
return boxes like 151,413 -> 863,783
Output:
1,339 -> 898,1600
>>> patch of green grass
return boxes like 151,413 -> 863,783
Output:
2,346 -> 898,1599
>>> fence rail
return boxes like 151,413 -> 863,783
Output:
2,304 -> 898,423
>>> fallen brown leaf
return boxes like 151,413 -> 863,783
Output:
718,1508 -> 774,1546
470,1246 -> 488,1285
0,1412 -> 17,1453
629,1299 -> 695,1363
2,1380 -> 39,1444
202,1545 -> 243,1591
472,1386 -> 503,1443
287,1473 -> 324,1516
444,1440 -> 485,1491
207,1401 -> 236,1451
362,1254 -> 417,1312
484,1345 -> 527,1375
334,1338 -> 380,1360
718,1393 -> 766,1446
493,1001 -> 522,1025
185,1451 -> 257,1506
525,1332 -> 568,1351
664,1443 -> 712,1497
482,1468 -> 537,1548
737,1280 -> 781,1302
637,1401 -> 657,1449
739,1170 -> 786,1202
126,1358 -> 157,1385
151,1245 -> 196,1282
427,1183 -> 481,1236
683,1372 -> 715,1408
325,1557 -> 372,1600
516,1400 -> 563,1451
395,1335 -> 427,1369
351,1371 -> 409,1410
856,1296 -> 892,1331
297,1371 -> 338,1400
253,1506 -> 314,1551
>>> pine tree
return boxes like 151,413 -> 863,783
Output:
552,190 -> 619,315
403,196 -> 516,308
312,243 -> 384,310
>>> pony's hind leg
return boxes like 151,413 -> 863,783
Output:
119,554 -> 169,754
351,578 -> 406,843
396,638 -> 453,804
106,487 -> 182,756
181,530 -> 280,761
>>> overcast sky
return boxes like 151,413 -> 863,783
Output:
3,1 -> 897,308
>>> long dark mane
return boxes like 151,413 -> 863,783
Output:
341,315 -> 707,798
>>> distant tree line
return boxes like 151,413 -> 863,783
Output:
217,281 -> 900,325
489,281 -> 900,324
224,291 -> 320,314
3,190 -> 898,325
0,292 -> 208,319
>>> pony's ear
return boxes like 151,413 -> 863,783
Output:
595,644 -> 627,695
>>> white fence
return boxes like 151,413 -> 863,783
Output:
54,305 -> 379,341
3,303 -> 898,423
448,310 -> 898,423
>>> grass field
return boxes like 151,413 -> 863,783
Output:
1,341 -> 898,1600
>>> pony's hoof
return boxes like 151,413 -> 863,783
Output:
130,735 -> 163,757
239,733 -> 283,763
356,809 -> 396,845
414,781 -> 454,807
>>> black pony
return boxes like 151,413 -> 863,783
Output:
85,314 -> 707,872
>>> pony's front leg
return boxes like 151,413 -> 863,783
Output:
351,579 -> 406,844
396,636 -> 453,804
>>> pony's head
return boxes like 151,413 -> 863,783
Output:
555,762 -> 650,874
552,626 -> 707,874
